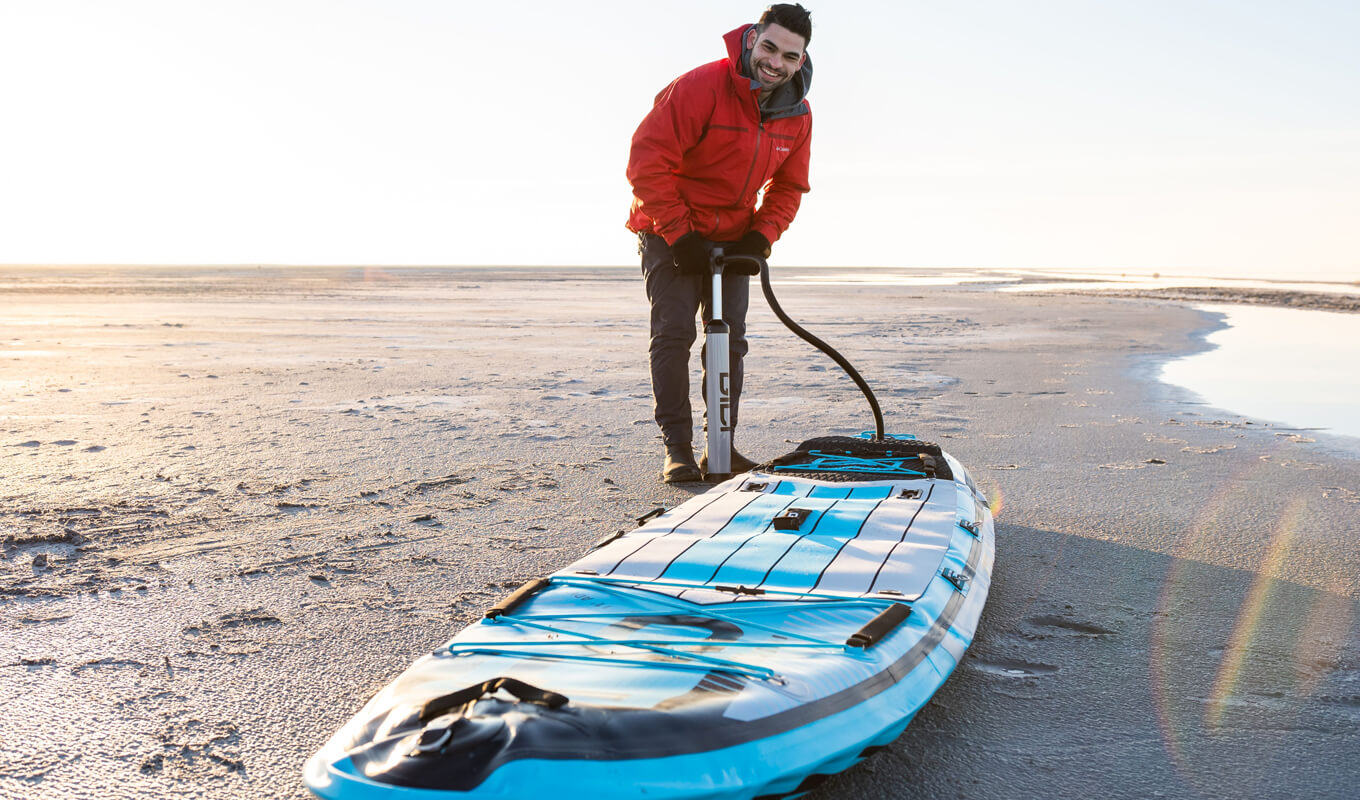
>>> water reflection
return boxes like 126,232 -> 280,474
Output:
1160,304 -> 1360,441
997,271 -> 1360,296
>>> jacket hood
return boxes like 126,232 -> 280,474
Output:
723,24 -> 812,121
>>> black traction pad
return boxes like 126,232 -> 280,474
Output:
756,436 -> 953,482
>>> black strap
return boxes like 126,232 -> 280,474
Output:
418,677 -> 568,723
845,603 -> 912,648
636,507 -> 667,525
484,578 -> 550,619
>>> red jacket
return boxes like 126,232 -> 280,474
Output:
626,25 -> 812,247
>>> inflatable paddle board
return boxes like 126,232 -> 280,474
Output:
304,434 -> 994,799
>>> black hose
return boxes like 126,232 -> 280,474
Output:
714,251 -> 885,440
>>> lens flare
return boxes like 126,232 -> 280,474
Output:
1150,455 -> 1290,790
1204,495 -> 1304,729
1150,450 -> 1357,797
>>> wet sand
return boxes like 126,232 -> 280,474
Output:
3,266 -> 1358,800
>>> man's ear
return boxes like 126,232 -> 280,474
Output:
745,28 -> 757,49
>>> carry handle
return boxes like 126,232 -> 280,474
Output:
418,677 -> 568,723
484,577 -> 550,620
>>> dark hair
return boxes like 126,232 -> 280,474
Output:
757,4 -> 812,47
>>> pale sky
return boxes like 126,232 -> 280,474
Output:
2,0 -> 1357,278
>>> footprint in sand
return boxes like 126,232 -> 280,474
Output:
1322,487 -> 1359,504
71,657 -> 149,674
1316,695 -> 1360,716
1024,615 -> 1118,637
209,609 -> 283,632
970,658 -> 1060,678
1274,433 -> 1316,443
1259,455 -> 1322,470
1098,459 -> 1166,469
140,719 -> 243,777
1144,434 -> 1187,444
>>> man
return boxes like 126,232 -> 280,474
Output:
626,4 -> 814,483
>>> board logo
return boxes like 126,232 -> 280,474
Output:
718,372 -> 733,432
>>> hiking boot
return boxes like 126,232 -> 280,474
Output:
662,444 -> 702,483
699,449 -> 759,477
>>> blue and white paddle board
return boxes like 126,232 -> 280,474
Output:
304,435 -> 994,799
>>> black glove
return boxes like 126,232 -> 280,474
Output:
721,230 -> 770,276
671,232 -> 711,275
732,230 -> 771,258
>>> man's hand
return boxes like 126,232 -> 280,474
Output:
672,232 -> 711,275
721,230 -> 770,276
731,230 -> 771,259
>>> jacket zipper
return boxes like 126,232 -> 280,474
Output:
737,120 -> 764,207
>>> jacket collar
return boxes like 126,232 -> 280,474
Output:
723,24 -> 812,121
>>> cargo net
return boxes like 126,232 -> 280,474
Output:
757,436 -> 953,483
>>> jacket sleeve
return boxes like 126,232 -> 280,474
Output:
750,113 -> 812,245
626,70 -> 716,245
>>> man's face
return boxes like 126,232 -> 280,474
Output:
745,23 -> 806,93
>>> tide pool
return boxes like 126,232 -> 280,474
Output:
1160,304 -> 1360,441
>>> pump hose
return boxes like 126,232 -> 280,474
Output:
718,252 -> 885,440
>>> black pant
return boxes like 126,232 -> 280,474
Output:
639,233 -> 750,447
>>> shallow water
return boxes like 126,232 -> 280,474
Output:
775,269 -> 1360,297
995,271 -> 1360,296
1160,304 -> 1360,441
772,271 -> 1003,287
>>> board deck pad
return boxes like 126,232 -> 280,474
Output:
572,478 -> 956,604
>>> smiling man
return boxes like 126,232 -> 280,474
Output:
627,4 -> 814,483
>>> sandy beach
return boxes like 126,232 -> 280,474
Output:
3,266 -> 1358,800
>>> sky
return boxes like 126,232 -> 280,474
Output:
1,0 -> 1357,278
